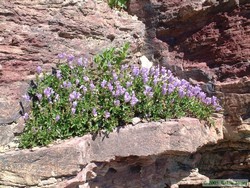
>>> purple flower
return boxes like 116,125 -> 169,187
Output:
107,82 -> 113,91
104,111 -> 110,119
130,92 -> 139,106
162,87 -> 167,95
192,86 -> 202,96
180,79 -> 190,89
114,81 -> 120,86
178,88 -> 186,98
76,79 -> 80,85
150,66 -> 155,75
204,97 -> 212,105
56,70 -> 62,79
92,108 -> 97,117
168,84 -> 175,94
36,66 -> 42,74
161,67 -> 167,75
55,115 -> 60,122
124,92 -> 131,103
101,80 -> 107,88
23,113 -> 29,120
211,96 -> 218,106
173,79 -> 181,87
153,76 -> 158,85
143,75 -> 149,84
67,54 -> 74,61
44,87 -> 54,98
90,83 -> 96,91
167,70 -> 172,76
132,66 -> 140,77
69,91 -> 81,101
80,85 -> 87,94
83,57 -> 88,67
72,101 -> 78,108
67,82 -> 72,88
112,72 -> 118,81
22,94 -> 31,102
68,61 -> 74,69
215,106 -> 222,112
144,85 -> 153,97
114,100 -> 120,106
113,84 -> 126,97
77,57 -> 83,66
63,81 -> 72,88
83,76 -> 89,82
187,90 -> 195,98
141,67 -> 149,75
57,53 -> 66,59
63,81 -> 67,88
168,75 -> 174,83
154,66 -> 160,77
198,92 -> 206,101
36,93 -> 42,101
71,108 -> 76,114
126,81 -> 132,88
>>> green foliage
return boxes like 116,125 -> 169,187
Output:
19,43 -> 221,148
108,0 -> 128,9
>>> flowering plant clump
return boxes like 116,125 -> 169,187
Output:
19,43 -> 222,148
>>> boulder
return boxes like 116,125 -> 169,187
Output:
0,117 -> 223,187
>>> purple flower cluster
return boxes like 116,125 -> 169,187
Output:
44,87 -> 54,98
128,64 -> 221,111
57,53 -> 89,69
62,81 -> 72,88
130,92 -> 139,106
101,80 -> 107,88
69,91 -> 81,101
104,111 -> 110,119
112,82 -> 126,97
56,70 -> 62,79
144,85 -> 153,98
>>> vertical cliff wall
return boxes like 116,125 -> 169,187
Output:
128,0 -> 250,182
0,0 -> 249,187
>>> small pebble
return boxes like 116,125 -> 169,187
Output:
132,117 -> 141,125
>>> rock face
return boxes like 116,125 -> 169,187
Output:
0,0 -> 249,187
128,0 -> 250,184
128,0 -> 250,140
0,117 -> 223,187
129,0 -> 250,81
0,0 -> 145,126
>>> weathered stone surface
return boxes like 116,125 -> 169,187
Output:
0,0 -> 145,125
215,78 -> 250,140
0,117 -> 223,187
197,141 -> 250,179
128,0 -> 250,142
0,119 -> 25,147
0,0 -> 249,187
129,0 -> 250,81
